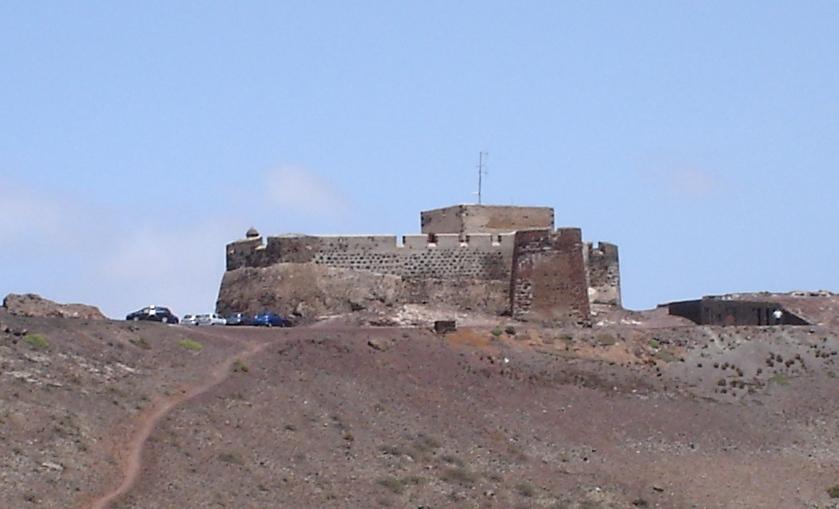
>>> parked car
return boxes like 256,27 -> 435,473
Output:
225,312 -> 254,326
126,306 -> 179,324
181,314 -> 199,326
196,313 -> 227,326
253,312 -> 292,327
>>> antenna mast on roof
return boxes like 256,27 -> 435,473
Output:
476,151 -> 488,204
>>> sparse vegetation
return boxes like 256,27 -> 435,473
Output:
232,359 -> 249,373
376,476 -> 423,494
769,373 -> 790,386
595,332 -> 616,346
827,484 -> 839,498
412,434 -> 441,454
129,337 -> 151,349
515,481 -> 536,497
23,334 -> 49,349
439,466 -> 478,485
653,349 -> 678,363
178,339 -> 204,352
379,445 -> 408,457
648,339 -> 660,349
440,454 -> 465,467
507,444 -> 529,462
377,476 -> 407,495
491,326 -> 503,337
217,452 -> 244,465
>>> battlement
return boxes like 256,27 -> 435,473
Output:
226,231 -> 517,282
227,232 -> 519,270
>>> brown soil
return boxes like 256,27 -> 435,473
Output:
87,331 -> 270,509
0,306 -> 837,509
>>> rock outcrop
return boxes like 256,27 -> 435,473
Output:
216,263 -> 406,319
216,262 -> 513,320
2,293 -> 107,320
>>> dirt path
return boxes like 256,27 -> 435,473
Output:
83,331 -> 271,509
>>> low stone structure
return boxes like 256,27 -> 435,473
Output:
433,320 -> 457,334
217,205 -> 621,323
666,297 -> 810,326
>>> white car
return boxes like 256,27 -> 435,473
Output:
196,313 -> 227,326
181,314 -> 199,326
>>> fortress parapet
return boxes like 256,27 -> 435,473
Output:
227,233 -> 516,281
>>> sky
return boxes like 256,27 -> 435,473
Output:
1,1 -> 837,318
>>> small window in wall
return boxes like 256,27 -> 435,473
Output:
428,233 -> 437,247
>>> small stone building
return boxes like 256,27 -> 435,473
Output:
667,297 -> 809,326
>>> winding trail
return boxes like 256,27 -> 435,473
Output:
84,330 -> 272,509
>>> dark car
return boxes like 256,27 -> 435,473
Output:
126,305 -> 179,324
225,312 -> 254,326
253,312 -> 292,327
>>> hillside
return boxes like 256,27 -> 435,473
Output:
0,304 -> 837,508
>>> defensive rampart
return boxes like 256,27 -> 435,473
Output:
510,229 -> 591,323
227,233 -> 516,282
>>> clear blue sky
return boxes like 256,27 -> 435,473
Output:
1,1 -> 836,317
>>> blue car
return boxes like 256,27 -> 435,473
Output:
253,312 -> 292,327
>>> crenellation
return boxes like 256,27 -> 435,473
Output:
435,234 -> 461,248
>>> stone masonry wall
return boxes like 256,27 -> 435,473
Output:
227,233 -> 516,282
224,218 -> 618,321
421,205 -> 555,234
510,229 -> 591,323
585,242 -> 621,307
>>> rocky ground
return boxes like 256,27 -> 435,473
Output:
0,294 -> 837,508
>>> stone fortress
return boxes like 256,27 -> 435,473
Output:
217,205 -> 621,323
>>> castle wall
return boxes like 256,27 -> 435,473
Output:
227,233 -> 516,282
421,205 -> 555,234
224,205 -> 619,322
216,263 -> 512,318
585,242 -> 621,307
510,228 -> 591,323
226,237 -> 265,271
